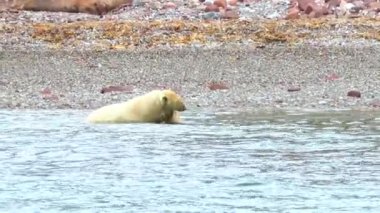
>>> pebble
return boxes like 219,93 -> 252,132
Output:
163,2 -> 177,9
207,82 -> 229,90
205,4 -> 220,12
213,0 -> 227,9
347,90 -> 361,98
287,87 -> 301,92
100,85 -> 134,94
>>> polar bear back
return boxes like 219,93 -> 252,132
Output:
87,90 -> 166,124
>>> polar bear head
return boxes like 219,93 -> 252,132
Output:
160,89 -> 186,112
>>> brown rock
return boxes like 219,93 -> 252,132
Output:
208,82 -> 229,90
205,4 -> 220,12
220,9 -> 239,19
43,94 -> 59,101
100,85 -> 133,94
40,88 -> 59,101
214,0 -> 227,9
312,6 -> 329,17
286,7 -> 301,19
287,87 -> 301,92
305,4 -> 314,14
297,0 -> 316,11
305,3 -> 328,17
347,90 -> 361,98
368,2 -> 380,12
163,2 -> 177,9
228,0 -> 238,6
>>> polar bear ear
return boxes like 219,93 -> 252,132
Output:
162,96 -> 168,103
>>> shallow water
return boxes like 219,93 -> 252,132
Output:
0,109 -> 379,213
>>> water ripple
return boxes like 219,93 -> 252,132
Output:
0,109 -> 379,212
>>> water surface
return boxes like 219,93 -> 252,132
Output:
0,109 -> 379,212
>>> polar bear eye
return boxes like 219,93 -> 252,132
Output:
162,96 -> 168,103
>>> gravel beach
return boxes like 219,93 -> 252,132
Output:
1,1 -> 379,111
1,42 -> 380,111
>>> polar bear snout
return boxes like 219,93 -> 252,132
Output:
174,101 -> 186,112
178,104 -> 186,111
173,99 -> 186,112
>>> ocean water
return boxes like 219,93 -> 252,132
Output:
0,109 -> 379,213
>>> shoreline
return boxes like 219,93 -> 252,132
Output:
1,43 -> 379,111
1,18 -> 380,51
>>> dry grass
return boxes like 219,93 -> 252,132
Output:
357,30 -> 380,41
2,16 -> 379,49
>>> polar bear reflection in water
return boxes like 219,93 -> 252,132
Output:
86,89 -> 186,124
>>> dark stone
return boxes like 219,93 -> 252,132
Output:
347,90 -> 361,98
100,85 -> 133,94
287,87 -> 301,92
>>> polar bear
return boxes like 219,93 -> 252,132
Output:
86,89 -> 186,124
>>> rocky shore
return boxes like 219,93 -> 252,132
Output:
0,1 -> 379,111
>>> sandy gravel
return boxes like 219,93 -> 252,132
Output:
1,43 -> 379,111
